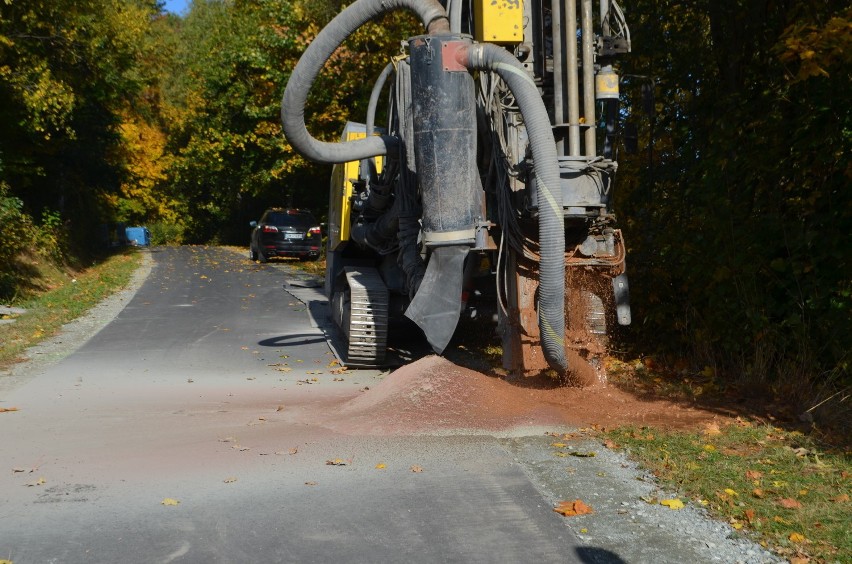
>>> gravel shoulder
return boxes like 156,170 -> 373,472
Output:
0,250 -> 154,393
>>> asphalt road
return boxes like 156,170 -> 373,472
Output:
0,247 -> 778,564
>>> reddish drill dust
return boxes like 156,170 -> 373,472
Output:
325,355 -> 723,436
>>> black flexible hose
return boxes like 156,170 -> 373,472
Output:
459,43 -> 568,372
281,0 -> 449,164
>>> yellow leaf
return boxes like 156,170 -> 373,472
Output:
660,498 -> 684,510
580,528 -> 588,533
788,532 -> 806,543
704,444 -> 716,452
223,477 -> 237,483
375,463 -> 386,469
551,442 -> 567,448
731,521 -> 744,530
161,498 -> 180,506
724,488 -> 738,497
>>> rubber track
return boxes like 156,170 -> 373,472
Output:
344,268 -> 389,365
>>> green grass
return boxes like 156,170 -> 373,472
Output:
0,249 -> 142,368
605,423 -> 851,563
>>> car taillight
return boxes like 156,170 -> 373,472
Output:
262,225 -> 278,233
309,226 -> 321,235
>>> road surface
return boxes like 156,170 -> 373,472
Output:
0,246 -> 778,563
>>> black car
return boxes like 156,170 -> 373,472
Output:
249,209 -> 322,262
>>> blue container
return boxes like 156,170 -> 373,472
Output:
125,226 -> 150,246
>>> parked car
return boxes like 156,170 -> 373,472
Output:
249,208 -> 322,262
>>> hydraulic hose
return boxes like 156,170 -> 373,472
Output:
366,63 -> 394,137
281,0 -> 449,164
458,43 -> 568,372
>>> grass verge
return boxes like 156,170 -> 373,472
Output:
604,422 -> 851,563
0,249 -> 142,369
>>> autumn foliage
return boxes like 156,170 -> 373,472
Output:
0,1 -> 848,406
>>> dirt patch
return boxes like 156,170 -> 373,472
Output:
326,355 -> 725,436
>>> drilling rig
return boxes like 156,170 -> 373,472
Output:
281,0 -> 632,381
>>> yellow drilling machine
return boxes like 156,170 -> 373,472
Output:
282,0 -> 633,381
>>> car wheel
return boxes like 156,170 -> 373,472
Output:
258,251 -> 268,263
249,247 -> 258,261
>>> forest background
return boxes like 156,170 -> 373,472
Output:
0,0 -> 849,417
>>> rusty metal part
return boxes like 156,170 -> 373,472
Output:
501,230 -> 627,377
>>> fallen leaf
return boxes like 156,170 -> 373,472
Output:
304,481 -> 318,486
752,488 -> 765,498
779,498 -> 802,509
703,422 -> 723,436
223,477 -> 237,483
25,477 -> 46,487
554,499 -> 594,517
731,521 -> 744,530
703,444 -> 716,452
288,447 -> 298,455
788,532 -> 806,543
375,463 -> 386,470
0,407 -> 19,413
744,509 -> 756,523
745,470 -> 763,480
12,468 -> 26,473
326,459 -> 346,466
276,405 -> 284,412
724,488 -> 739,497
603,439 -> 618,449
660,498 -> 684,510
161,498 -> 180,506
410,465 -> 424,473
774,515 -> 791,525
829,494 -> 849,503
790,557 -> 810,564
551,442 -> 567,448
568,451 -> 596,457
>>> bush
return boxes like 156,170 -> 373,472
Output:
0,183 -> 35,299
147,221 -> 185,245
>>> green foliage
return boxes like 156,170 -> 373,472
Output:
615,1 -> 851,392
147,221 -> 185,246
0,182 -> 34,297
